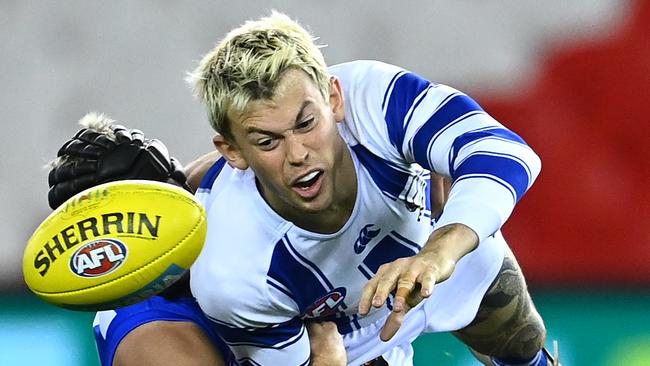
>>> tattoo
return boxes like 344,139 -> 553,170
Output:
452,251 -> 546,359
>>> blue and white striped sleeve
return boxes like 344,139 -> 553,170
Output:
384,70 -> 541,240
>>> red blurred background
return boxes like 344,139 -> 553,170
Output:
481,1 -> 650,285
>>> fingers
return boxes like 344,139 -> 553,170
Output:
50,159 -> 98,184
58,139 -> 106,158
76,129 -> 114,149
112,125 -> 145,147
393,273 -> 418,312
359,264 -> 404,315
358,276 -> 378,316
380,309 -> 405,342
360,258 -> 436,315
358,257 -> 441,343
418,270 -> 436,299
48,173 -> 100,209
130,129 -> 145,146
379,283 -> 418,342
169,157 -> 190,189
145,139 -> 172,170
112,124 -> 132,144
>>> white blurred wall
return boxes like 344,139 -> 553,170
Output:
0,0 -> 630,288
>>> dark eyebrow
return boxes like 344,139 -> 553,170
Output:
244,100 -> 312,136
245,126 -> 279,137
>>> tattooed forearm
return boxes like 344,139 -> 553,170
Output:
452,248 -> 546,359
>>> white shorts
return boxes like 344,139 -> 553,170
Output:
344,231 -> 507,366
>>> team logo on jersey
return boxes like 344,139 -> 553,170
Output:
353,224 -> 381,254
69,239 -> 127,277
303,287 -> 347,319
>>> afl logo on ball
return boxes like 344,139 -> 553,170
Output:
69,239 -> 127,277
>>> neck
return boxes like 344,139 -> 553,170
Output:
290,177 -> 356,234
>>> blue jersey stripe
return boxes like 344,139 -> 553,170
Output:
389,230 -> 423,252
381,71 -> 403,111
403,85 -> 436,135
457,149 -> 532,185
283,236 -> 336,290
411,94 -> 485,170
452,153 -> 530,202
208,316 -> 304,349
362,234 -> 419,274
268,237 -> 345,315
283,236 -> 351,311
352,144 -> 409,201
384,72 -> 431,149
357,263 -> 373,280
198,157 -> 227,190
351,314 -> 361,330
268,238 -> 329,312
450,127 -> 527,162
266,278 -> 296,303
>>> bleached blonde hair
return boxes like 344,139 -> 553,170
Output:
187,11 -> 330,140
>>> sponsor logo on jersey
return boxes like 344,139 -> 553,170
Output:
303,287 -> 347,319
69,238 -> 127,277
353,224 -> 381,254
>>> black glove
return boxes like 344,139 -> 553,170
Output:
48,123 -> 190,209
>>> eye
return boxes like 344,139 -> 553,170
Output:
256,137 -> 277,150
296,117 -> 315,131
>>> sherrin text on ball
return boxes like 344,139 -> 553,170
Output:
23,180 -> 207,311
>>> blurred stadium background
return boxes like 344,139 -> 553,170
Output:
2,1 -> 648,365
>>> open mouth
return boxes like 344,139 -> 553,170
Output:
294,170 -> 323,189
292,170 -> 324,198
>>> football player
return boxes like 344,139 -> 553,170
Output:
48,11 -> 559,366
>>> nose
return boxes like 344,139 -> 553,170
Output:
286,135 -> 308,166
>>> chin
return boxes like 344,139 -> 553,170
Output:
295,200 -> 328,214
293,194 -> 332,214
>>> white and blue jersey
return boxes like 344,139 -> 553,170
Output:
190,60 -> 541,366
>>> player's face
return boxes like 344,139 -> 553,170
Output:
215,69 -> 355,227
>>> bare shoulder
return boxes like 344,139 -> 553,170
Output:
184,151 -> 223,193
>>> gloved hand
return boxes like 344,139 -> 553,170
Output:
48,114 -> 189,209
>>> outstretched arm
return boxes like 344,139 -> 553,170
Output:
357,67 -> 541,340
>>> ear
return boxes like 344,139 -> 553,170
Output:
213,134 -> 249,170
329,77 -> 345,122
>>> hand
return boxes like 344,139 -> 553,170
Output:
48,113 -> 189,209
306,321 -> 347,366
358,224 -> 479,341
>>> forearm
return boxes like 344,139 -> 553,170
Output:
310,354 -> 346,366
307,322 -> 347,366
